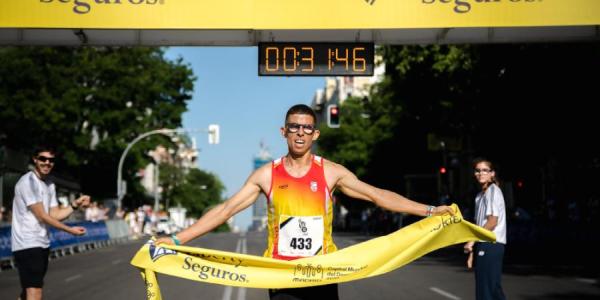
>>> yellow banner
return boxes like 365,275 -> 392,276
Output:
1,0 -> 599,29
130,204 -> 495,299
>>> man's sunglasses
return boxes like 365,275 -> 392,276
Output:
36,156 -> 55,163
286,123 -> 316,135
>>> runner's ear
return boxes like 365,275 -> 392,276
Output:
312,129 -> 320,141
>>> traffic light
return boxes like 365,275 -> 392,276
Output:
439,167 -> 447,174
208,124 -> 220,144
327,104 -> 340,128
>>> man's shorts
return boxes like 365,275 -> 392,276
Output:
269,284 -> 339,300
13,247 -> 50,288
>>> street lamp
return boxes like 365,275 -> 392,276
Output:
116,125 -> 219,210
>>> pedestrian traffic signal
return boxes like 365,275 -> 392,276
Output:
327,104 -> 340,128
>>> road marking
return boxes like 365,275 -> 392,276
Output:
112,259 -> 122,265
65,274 -> 82,283
237,285 -> 247,300
237,237 -> 247,300
222,284 -> 233,300
223,237 -> 243,300
430,287 -> 461,300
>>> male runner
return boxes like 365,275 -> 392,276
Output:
157,104 -> 454,299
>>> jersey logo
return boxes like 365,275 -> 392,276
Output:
278,184 -> 289,189
310,181 -> 318,192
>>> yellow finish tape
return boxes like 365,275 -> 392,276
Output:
130,204 -> 494,300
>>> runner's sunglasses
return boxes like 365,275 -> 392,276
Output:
286,123 -> 316,134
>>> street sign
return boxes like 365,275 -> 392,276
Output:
258,43 -> 374,76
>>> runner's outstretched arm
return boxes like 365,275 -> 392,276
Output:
156,164 -> 270,245
329,161 -> 454,217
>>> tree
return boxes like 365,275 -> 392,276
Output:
318,43 -> 600,217
318,45 -> 475,201
0,47 -> 195,206
169,168 -> 229,231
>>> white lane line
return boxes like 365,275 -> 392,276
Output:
237,285 -> 247,300
430,287 -> 461,300
223,238 -> 242,300
222,282 -> 233,300
237,238 -> 247,300
112,259 -> 122,265
65,274 -> 82,283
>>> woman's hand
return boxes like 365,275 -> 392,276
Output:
467,252 -> 474,269
464,241 -> 475,253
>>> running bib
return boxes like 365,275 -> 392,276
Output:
278,215 -> 323,257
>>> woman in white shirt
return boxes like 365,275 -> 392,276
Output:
464,158 -> 506,300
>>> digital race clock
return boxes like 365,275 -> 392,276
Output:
258,42 -> 374,76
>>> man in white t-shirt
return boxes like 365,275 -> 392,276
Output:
11,146 -> 91,300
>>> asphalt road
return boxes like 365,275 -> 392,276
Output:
1,232 -> 598,300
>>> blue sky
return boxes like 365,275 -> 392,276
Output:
165,47 -> 324,230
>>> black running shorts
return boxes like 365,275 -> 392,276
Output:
13,247 -> 50,288
269,284 -> 339,300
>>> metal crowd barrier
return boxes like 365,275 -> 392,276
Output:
0,219 -> 130,271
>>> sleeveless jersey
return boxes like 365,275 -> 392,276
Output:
264,155 -> 337,260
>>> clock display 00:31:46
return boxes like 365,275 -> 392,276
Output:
258,43 -> 374,76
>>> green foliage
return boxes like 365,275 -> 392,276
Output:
318,45 -> 477,211
318,97 -> 378,178
319,45 -> 474,186
168,168 -> 226,218
0,47 -> 195,202
318,43 -> 600,214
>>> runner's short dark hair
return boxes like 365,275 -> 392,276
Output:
285,104 -> 317,124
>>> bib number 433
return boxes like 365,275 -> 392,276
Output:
290,237 -> 312,250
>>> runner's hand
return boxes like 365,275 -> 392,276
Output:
155,236 -> 175,246
432,205 -> 455,216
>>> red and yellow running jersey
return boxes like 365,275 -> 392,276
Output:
264,155 -> 337,260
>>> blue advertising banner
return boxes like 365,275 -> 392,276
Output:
49,221 -> 110,248
0,226 -> 11,259
0,221 -> 110,259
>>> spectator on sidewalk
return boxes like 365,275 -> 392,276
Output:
464,158 -> 507,300
97,203 -> 108,221
85,202 -> 101,222
11,145 -> 91,300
